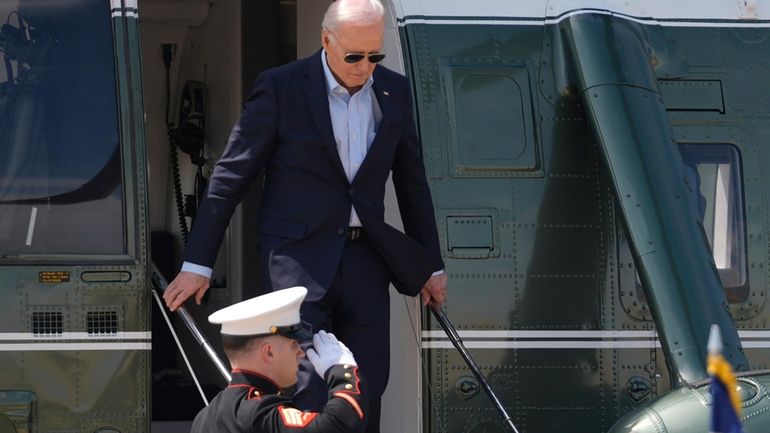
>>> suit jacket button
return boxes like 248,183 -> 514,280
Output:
337,228 -> 345,235
348,188 -> 354,196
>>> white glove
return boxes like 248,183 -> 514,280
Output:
305,330 -> 357,378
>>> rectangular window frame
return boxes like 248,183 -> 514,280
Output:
0,0 -> 141,265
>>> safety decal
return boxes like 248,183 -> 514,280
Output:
278,407 -> 317,428
39,271 -> 69,283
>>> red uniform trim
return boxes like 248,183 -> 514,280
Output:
278,406 -> 318,428
226,384 -> 262,400
246,386 -> 261,400
331,366 -> 364,419
332,392 -> 364,419
338,367 -> 362,395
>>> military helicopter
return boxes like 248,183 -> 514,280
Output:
0,0 -> 769,432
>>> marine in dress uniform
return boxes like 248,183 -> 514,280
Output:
191,287 -> 368,433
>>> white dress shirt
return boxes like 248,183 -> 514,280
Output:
321,49 -> 382,227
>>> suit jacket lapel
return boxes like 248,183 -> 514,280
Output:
303,51 -> 347,179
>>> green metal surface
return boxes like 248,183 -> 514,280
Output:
658,80 -> 725,113
405,21 -> 613,433
0,391 -> 35,433
0,1 -> 150,431
561,12 -> 748,384
404,10 -> 770,433
608,372 -> 770,433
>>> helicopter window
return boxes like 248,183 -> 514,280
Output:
630,143 -> 748,305
0,0 -> 124,256
443,63 -> 541,177
679,143 -> 747,297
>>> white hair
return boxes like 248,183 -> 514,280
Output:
322,0 -> 385,31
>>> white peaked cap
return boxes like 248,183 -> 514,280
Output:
209,286 -> 308,338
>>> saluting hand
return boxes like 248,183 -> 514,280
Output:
420,273 -> 448,306
306,330 -> 357,378
163,271 -> 210,312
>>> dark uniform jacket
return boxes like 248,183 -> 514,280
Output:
191,365 -> 367,433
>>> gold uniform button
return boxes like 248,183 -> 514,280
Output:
345,384 -> 353,390
344,373 -> 352,379
343,364 -> 350,369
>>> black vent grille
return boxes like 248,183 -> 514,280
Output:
86,311 -> 119,336
31,311 -> 63,336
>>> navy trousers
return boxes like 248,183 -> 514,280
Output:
292,234 -> 391,433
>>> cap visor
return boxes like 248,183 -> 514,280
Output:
281,327 -> 313,342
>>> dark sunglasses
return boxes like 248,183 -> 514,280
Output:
344,52 -> 386,64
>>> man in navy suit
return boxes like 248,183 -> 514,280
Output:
163,1 -> 447,431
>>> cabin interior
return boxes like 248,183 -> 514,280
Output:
138,1 -> 420,431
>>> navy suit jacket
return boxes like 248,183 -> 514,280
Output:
185,50 -> 443,300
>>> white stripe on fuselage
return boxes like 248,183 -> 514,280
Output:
422,330 -> 658,339
0,342 -> 151,351
391,0 -> 769,22
422,341 -> 663,349
399,12 -> 770,28
0,329 -> 152,351
421,330 -> 770,349
398,11 -> 770,28
0,332 -> 151,341
110,0 -> 137,8
111,0 -> 139,18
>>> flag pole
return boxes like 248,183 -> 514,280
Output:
707,323 -> 744,433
